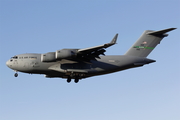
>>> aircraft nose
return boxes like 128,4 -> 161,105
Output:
6,60 -> 11,68
6,60 -> 9,66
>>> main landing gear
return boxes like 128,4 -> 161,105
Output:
74,77 -> 79,83
67,75 -> 81,83
66,72 -> 85,83
67,77 -> 71,83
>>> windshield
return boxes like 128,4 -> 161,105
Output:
11,56 -> 18,59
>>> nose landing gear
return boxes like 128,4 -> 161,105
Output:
14,73 -> 18,77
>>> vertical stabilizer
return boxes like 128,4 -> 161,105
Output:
125,28 -> 176,57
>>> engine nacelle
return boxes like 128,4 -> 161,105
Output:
41,52 -> 56,62
56,49 -> 77,60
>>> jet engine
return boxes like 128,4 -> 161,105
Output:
41,52 -> 56,62
56,49 -> 77,60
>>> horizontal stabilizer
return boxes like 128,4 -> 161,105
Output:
147,28 -> 176,36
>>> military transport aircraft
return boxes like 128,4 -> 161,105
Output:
6,28 -> 176,83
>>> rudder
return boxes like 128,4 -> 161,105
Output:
125,28 -> 176,57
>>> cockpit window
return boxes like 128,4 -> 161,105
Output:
11,56 -> 18,59
29,56 -> 37,59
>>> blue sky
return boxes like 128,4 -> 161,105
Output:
0,0 -> 180,120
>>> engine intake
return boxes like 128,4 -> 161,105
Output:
41,52 -> 56,62
56,49 -> 77,60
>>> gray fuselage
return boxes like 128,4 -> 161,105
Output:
6,53 -> 155,79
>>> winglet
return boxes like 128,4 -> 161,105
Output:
110,33 -> 118,44
78,33 -> 118,54
147,28 -> 177,36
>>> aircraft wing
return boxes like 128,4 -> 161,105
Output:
76,34 -> 118,61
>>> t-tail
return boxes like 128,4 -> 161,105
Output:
125,28 -> 176,57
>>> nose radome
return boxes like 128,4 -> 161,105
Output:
6,60 -> 10,67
